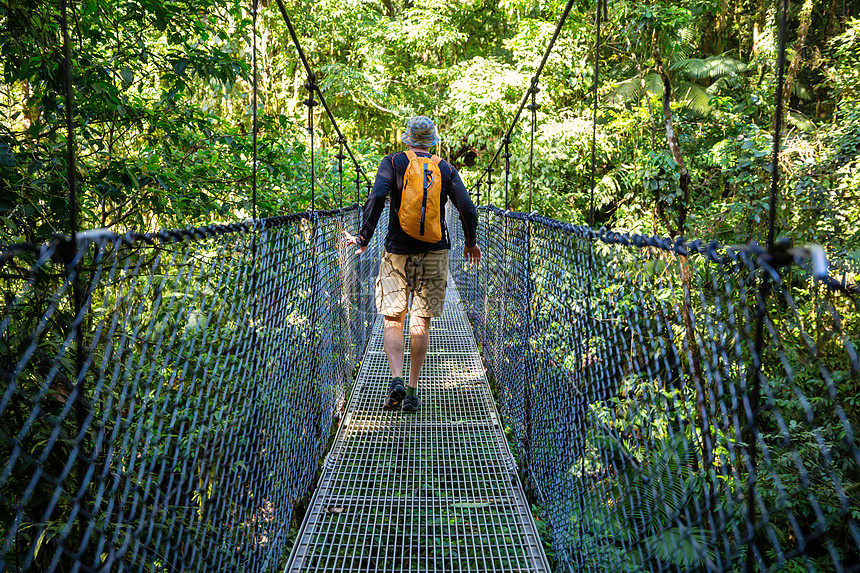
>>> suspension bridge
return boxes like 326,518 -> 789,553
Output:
2,0 -> 860,572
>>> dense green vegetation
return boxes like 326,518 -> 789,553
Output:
1,1 -> 859,571
2,0 -> 860,264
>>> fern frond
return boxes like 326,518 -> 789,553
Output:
706,77 -> 730,96
645,526 -> 715,568
675,83 -> 712,115
792,80 -> 812,100
645,73 -> 663,97
671,55 -> 747,80
609,76 -> 645,104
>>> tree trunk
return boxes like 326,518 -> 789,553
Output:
642,75 -> 657,150
825,0 -> 840,38
654,52 -> 691,232
780,0 -> 814,113
751,0 -> 766,58
717,0 -> 729,53
22,79 -> 39,129
653,51 -> 712,514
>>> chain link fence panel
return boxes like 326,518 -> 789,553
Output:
450,204 -> 860,573
1,205 -> 386,572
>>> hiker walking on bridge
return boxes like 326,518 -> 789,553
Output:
344,116 -> 480,412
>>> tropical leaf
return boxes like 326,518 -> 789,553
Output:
671,28 -> 696,61
608,76 -> 646,104
645,73 -> 663,97
644,525 -> 715,568
670,55 -> 747,80
675,83 -> 713,115
792,80 -> 812,100
705,77 -> 731,95
787,111 -> 816,132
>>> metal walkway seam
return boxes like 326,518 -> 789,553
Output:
285,279 -> 551,572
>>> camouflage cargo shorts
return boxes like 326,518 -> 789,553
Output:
375,249 -> 448,318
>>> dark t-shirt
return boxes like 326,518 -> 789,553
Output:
358,151 -> 478,254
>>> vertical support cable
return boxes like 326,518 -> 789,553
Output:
355,165 -> 361,206
337,137 -> 346,211
524,81 -> 539,476
304,75 -> 318,211
588,0 -> 601,229
527,84 -> 540,213
251,0 -> 259,221
502,138 -> 511,210
61,0 -> 87,559
524,85 -> 538,473
485,167 -> 493,206
745,0 -> 789,570
580,0 -> 602,558
247,2 -> 266,549
523,218 -> 534,486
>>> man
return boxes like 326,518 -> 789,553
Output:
344,116 -> 480,413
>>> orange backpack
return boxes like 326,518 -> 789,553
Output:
398,150 -> 443,242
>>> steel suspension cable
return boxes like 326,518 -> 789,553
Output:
337,138 -> 345,210
306,75 -> 317,211
472,0 -> 578,193
60,0 -> 89,558
272,0 -> 371,191
588,0 -> 601,229
582,0 -> 601,556
252,0 -> 259,220
766,1 -> 789,250
746,0 -> 790,570
503,137 -> 511,209
355,165 -> 361,206
527,87 -> 539,212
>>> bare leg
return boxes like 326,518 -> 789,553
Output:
408,315 -> 430,388
383,312 -> 406,379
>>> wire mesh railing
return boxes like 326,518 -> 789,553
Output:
450,204 -> 860,573
0,205 -> 386,572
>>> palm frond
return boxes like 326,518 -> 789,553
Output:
670,55 -> 747,80
787,110 -> 816,132
675,83 -> 712,115
672,28 -> 696,60
705,77 -> 730,96
608,76 -> 645,104
645,73 -> 663,97
792,80 -> 812,100
645,526 -> 715,568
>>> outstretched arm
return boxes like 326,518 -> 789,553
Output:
446,163 -> 480,261
344,156 -> 393,254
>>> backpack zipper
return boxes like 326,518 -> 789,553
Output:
420,163 -> 432,236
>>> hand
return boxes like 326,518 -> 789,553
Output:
464,244 -> 481,264
343,231 -> 367,254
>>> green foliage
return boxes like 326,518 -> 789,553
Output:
2,0 -> 860,569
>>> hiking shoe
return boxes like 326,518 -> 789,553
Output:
402,395 -> 421,412
382,378 -> 406,410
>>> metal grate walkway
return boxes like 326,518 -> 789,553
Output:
285,279 -> 550,572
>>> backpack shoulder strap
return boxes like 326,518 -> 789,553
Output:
429,155 -> 442,165
404,150 -> 418,162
